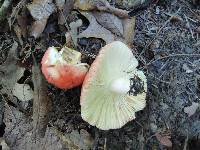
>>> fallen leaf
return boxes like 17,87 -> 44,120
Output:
0,41 -> 25,97
17,14 -> 28,38
78,12 -> 114,44
74,0 -> 129,18
3,105 -> 93,150
13,24 -> 23,46
93,12 -> 123,36
27,0 -> 56,38
0,138 -> 10,150
67,129 -> 94,149
69,19 -> 83,47
12,83 -> 33,102
74,0 -> 99,11
55,0 -> 74,25
65,32 -> 73,47
27,0 -> 55,20
30,19 -> 47,38
155,133 -> 172,147
184,102 -> 199,117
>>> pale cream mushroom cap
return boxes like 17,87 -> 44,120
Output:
81,41 -> 147,130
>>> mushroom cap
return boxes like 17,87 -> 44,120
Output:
80,41 -> 147,130
41,47 -> 88,89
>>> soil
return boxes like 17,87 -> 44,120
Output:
0,0 -> 200,149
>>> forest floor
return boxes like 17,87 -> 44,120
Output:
0,0 -> 200,149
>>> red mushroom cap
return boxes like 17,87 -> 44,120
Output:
41,47 -> 88,89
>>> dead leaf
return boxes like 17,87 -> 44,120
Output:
27,1 -> 55,20
12,83 -> 33,101
78,12 -> 114,44
27,0 -> 56,38
3,105 -> 93,150
184,102 -> 199,117
55,0 -> 74,25
32,63 -> 51,138
13,24 -> 23,46
59,129 -> 94,150
30,19 -> 47,38
0,138 -> 10,150
0,41 -> 25,97
155,132 -> 172,147
93,12 -> 123,36
65,32 -> 73,47
123,17 -> 136,46
74,0 -> 129,18
17,14 -> 28,38
74,0 -> 98,11
69,19 -> 82,47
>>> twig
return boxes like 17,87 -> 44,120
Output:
32,55 -> 51,139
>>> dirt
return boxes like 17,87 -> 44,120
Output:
0,0 -> 200,149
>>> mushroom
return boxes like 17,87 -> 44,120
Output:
41,46 -> 89,89
80,41 -> 147,130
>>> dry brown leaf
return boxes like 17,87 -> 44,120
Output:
93,12 -> 123,36
65,32 -> 73,47
3,104 -> 93,150
0,41 -> 25,97
155,133 -> 172,147
17,14 -> 28,38
74,0 -> 129,18
123,17 -> 136,46
13,24 -> 23,46
78,12 -> 114,44
27,0 -> 55,38
30,19 -> 47,38
56,0 -> 74,25
184,102 -> 199,117
74,0 -> 100,11
32,63 -> 51,138
69,19 -> 83,47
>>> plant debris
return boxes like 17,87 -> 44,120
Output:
12,83 -> 33,102
0,41 -> 25,97
32,63 -> 51,138
27,0 -> 56,38
184,102 -> 199,117
93,12 -> 123,36
78,12 -> 115,44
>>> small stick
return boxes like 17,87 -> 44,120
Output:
32,54 -> 51,138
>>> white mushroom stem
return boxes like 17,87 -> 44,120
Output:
110,77 -> 131,94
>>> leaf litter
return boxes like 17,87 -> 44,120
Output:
27,0 -> 56,38
0,41 -> 25,98
1,0 -> 200,149
78,12 -> 115,44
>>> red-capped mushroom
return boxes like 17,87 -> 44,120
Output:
41,46 -> 89,89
